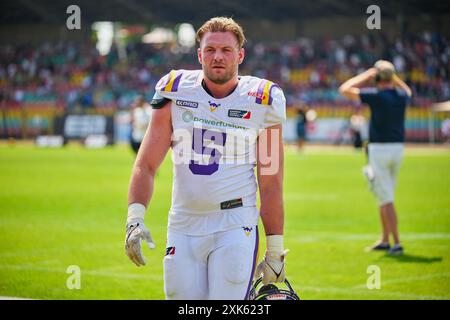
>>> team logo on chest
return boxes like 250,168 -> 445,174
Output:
243,226 -> 253,236
208,101 -> 221,112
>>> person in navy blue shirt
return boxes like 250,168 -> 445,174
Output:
339,60 -> 412,255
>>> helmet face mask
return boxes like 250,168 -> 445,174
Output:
248,277 -> 300,300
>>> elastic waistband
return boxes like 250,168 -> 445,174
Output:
369,143 -> 404,149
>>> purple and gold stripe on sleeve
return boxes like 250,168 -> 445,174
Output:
162,71 -> 183,92
255,80 -> 279,105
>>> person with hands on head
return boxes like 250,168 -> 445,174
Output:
339,60 -> 412,256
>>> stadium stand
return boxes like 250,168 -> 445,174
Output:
0,1 -> 449,142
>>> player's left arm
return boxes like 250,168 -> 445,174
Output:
257,124 -> 284,236
339,68 -> 377,100
255,123 -> 289,284
393,74 -> 412,97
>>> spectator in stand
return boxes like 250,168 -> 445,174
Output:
0,31 -> 448,112
129,95 -> 152,154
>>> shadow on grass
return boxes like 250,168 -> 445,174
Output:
380,254 -> 443,263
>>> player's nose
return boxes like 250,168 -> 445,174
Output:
213,50 -> 225,61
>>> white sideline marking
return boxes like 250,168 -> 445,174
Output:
0,243 -> 118,258
0,264 -> 161,281
285,193 -> 339,201
1,264 -> 448,299
294,232 -> 450,243
352,272 -> 450,289
300,285 -> 450,300
0,296 -> 34,300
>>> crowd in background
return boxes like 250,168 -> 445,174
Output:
0,31 -> 449,111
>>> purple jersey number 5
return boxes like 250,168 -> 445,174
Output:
189,128 -> 227,175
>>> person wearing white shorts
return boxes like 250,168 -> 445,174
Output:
367,143 -> 404,206
339,60 -> 412,255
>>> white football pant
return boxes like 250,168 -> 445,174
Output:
163,226 -> 259,300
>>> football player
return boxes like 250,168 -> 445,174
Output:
339,60 -> 412,255
125,17 -> 288,299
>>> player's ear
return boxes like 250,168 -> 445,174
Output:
197,47 -> 203,65
238,47 -> 245,65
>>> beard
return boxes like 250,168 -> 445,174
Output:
203,65 -> 237,84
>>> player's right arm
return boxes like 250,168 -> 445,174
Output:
125,101 -> 172,266
128,101 -> 172,206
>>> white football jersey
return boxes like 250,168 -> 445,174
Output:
153,69 -> 286,235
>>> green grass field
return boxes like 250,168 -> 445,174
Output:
0,142 -> 449,300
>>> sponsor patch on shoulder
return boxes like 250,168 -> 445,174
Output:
176,100 -> 198,108
228,109 -> 251,119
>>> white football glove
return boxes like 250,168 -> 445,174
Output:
125,203 -> 155,267
254,235 -> 289,285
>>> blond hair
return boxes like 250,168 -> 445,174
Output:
196,17 -> 246,48
374,60 -> 396,82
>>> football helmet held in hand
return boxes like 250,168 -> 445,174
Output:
248,276 -> 300,300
